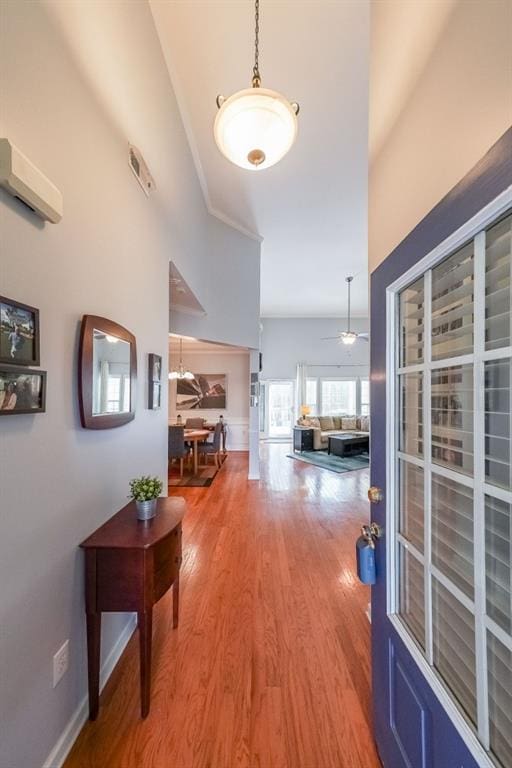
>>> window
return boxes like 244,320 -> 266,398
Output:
306,378 -> 318,414
320,379 -> 356,415
361,378 -> 370,416
395,211 -> 512,768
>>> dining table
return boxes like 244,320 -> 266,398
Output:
183,429 -> 210,475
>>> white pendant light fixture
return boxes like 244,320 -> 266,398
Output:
214,0 -> 299,171
169,338 -> 194,381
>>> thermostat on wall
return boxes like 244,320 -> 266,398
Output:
0,138 -> 63,223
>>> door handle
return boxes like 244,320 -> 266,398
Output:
368,486 -> 384,504
361,522 -> 383,544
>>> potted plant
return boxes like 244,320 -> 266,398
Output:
129,475 -> 163,521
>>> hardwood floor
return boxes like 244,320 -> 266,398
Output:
64,444 -> 381,768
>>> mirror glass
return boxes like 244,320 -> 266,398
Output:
92,329 -> 131,415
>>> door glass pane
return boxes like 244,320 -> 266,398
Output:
320,380 -> 356,415
400,276 -> 424,366
432,242 -> 474,360
399,372 -> 423,457
399,545 -> 425,649
488,632 -> 512,768
268,382 -> 293,437
485,359 -> 511,490
399,460 -> 424,552
432,365 -> 473,476
432,578 -> 477,726
432,473 -> 474,599
486,495 -> 511,635
486,214 -> 512,352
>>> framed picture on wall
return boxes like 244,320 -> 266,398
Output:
0,296 -> 40,366
148,353 -> 162,410
176,373 -> 227,410
0,367 -> 47,415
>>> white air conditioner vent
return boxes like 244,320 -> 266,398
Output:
128,144 -> 155,197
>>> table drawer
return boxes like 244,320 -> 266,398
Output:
153,525 -> 181,572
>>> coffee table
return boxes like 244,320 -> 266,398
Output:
327,433 -> 369,457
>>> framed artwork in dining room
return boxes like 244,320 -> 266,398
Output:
0,367 -> 47,415
0,296 -> 40,366
176,373 -> 227,410
148,353 -> 162,410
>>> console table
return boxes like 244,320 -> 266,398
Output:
79,496 -> 185,719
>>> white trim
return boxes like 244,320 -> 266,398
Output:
473,229 -> 490,747
483,482 -> 512,504
486,616 -> 512,653
431,564 -> 475,614
397,533 -> 424,564
390,615 -> 495,768
42,614 -> 137,768
424,270 -> 434,664
397,451 -> 424,469
431,461 -> 475,489
482,345 -> 512,361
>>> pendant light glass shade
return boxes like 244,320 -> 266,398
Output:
214,87 -> 298,171
169,339 -> 194,380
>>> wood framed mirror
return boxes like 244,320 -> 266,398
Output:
78,315 -> 137,429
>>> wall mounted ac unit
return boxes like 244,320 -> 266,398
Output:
0,138 -> 63,223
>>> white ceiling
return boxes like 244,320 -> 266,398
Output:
150,0 -> 370,318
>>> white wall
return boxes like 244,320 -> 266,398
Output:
170,216 -> 261,351
369,0 -> 512,271
169,348 -> 250,450
260,317 -> 369,381
0,2 -> 258,766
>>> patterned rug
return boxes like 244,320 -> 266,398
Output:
287,449 -> 369,474
168,465 -> 219,487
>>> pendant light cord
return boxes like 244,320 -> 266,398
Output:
252,0 -> 261,87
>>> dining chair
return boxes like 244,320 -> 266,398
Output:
197,422 -> 223,468
168,425 -> 189,477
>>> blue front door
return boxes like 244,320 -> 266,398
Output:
369,129 -> 512,768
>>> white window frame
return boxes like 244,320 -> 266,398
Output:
319,377 -> 358,416
385,185 -> 512,768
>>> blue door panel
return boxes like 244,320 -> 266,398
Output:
369,127 -> 512,768
389,640 -> 431,768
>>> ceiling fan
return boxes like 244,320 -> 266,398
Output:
321,276 -> 369,345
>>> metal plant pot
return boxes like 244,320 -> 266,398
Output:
136,499 -> 157,521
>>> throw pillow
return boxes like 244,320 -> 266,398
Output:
309,417 -> 321,429
359,415 -> 370,432
341,416 -> 357,430
318,416 -> 335,430
332,417 -> 342,429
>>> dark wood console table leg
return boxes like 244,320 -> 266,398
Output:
138,610 -> 153,718
173,573 -> 180,629
86,611 -> 101,720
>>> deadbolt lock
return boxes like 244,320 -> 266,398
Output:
368,486 -> 384,504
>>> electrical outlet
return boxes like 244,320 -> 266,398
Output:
53,640 -> 69,688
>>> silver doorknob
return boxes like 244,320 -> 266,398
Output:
368,486 -> 384,504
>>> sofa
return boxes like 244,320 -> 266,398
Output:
298,415 -> 370,451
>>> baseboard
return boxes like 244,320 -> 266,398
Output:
42,614 -> 137,768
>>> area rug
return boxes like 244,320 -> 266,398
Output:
287,449 -> 369,474
168,465 -> 219,487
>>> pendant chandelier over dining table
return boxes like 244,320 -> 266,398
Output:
214,0 -> 300,171
169,338 -> 194,381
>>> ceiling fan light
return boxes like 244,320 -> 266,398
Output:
341,332 -> 357,345
214,87 -> 298,170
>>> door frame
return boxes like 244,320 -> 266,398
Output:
385,186 -> 512,767
370,128 -> 512,768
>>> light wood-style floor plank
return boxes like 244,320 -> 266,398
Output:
64,444 -> 381,768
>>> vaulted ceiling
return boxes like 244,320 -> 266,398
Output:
150,0 -> 370,318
